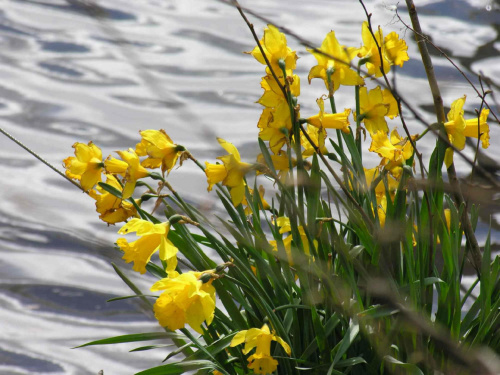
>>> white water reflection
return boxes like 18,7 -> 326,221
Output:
0,0 -> 498,373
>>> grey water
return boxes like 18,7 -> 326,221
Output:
0,0 -> 498,373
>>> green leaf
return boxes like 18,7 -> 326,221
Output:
383,355 -> 424,375
135,360 -> 222,375
187,332 -> 237,360
331,320 -> 359,366
98,182 -> 122,199
75,332 -> 186,348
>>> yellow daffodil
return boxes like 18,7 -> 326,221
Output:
230,324 -> 291,375
116,218 -> 178,274
242,185 -> 271,215
63,141 -> 104,191
358,86 -> 390,134
364,167 -> 400,227
151,270 -> 216,334
248,24 -> 297,75
135,129 -> 183,174
205,138 -> 252,207
301,124 -> 328,158
357,21 -> 409,77
369,128 -> 415,178
257,108 -> 289,154
105,149 -> 150,199
269,216 -> 314,265
307,31 -> 363,91
258,74 -> 300,108
89,174 -> 137,224
256,151 -> 296,181
306,97 -> 351,133
443,96 -> 489,168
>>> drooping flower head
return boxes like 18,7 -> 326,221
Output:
151,270 -> 216,334
268,216 -> 314,265
443,96 -> 489,168
301,124 -> 329,158
89,174 -> 137,224
116,218 -> 178,274
104,149 -> 150,199
63,141 -> 104,191
135,129 -> 184,174
230,324 -> 291,375
205,138 -> 252,207
307,31 -> 363,92
248,24 -> 297,75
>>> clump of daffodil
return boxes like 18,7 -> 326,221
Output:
104,149 -> 150,199
89,174 -> 137,224
116,218 -> 178,274
151,270 -> 216,334
135,129 -> 184,174
369,128 -> 416,178
205,138 -> 253,207
269,216 -> 315,265
230,324 -> 291,375
248,24 -> 297,75
357,21 -> 409,77
307,31 -> 364,92
443,96 -> 490,168
358,86 -> 398,134
63,141 -> 104,192
306,96 -> 351,133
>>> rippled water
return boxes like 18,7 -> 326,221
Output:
0,0 -> 498,373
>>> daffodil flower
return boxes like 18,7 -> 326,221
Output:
364,167 -> 400,227
205,138 -> 252,207
105,149 -> 150,199
256,151 -> 296,181
357,21 -> 409,77
63,141 -> 104,191
230,324 -> 291,375
116,218 -> 178,274
306,96 -> 351,133
248,24 -> 297,75
443,96 -> 489,168
268,216 -> 314,265
358,86 -> 391,134
242,185 -> 271,215
151,270 -> 216,334
135,129 -> 183,174
307,31 -> 363,91
369,128 -> 415,178
301,124 -> 328,158
89,174 -> 137,224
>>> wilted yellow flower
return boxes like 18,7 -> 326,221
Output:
89,174 -> 137,224
307,31 -> 363,91
205,138 -> 252,207
116,218 -> 178,274
135,129 -> 183,174
306,97 -> 350,133
230,324 -> 291,375
248,24 -> 297,74
152,271 -> 216,334
357,22 -> 409,77
358,86 -> 390,134
63,141 -> 104,191
104,149 -> 150,199
242,185 -> 271,215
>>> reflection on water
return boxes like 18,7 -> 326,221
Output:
0,0 -> 498,373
